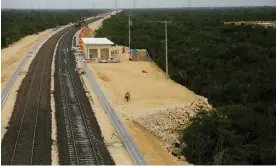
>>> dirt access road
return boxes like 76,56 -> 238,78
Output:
1,27 -> 70,165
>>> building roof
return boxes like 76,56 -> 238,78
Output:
82,38 -> 114,45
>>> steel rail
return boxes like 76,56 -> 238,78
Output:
58,30 -> 80,165
65,48 -> 101,165
1,25 -> 71,109
10,64 -> 39,165
30,36 -> 52,164
9,25 -> 72,165
59,29 -> 104,165
78,57 -> 147,165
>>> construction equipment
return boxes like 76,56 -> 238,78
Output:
74,17 -> 87,28
74,20 -> 85,27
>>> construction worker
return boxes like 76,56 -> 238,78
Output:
125,92 -> 130,102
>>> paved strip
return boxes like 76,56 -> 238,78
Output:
78,56 -> 147,165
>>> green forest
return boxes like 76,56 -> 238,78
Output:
1,9 -> 106,48
95,7 -> 276,164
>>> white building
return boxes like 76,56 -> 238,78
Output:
82,38 -> 114,60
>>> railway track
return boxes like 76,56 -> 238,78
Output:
1,27 -> 70,165
10,42 -> 50,165
56,28 -> 113,165
1,25 -> 71,109
2,17 -> 108,165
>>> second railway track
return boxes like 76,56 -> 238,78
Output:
1,17 -> 109,165
55,27 -> 114,165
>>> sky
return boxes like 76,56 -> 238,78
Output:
1,0 -> 276,9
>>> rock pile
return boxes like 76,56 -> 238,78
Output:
134,96 -> 212,150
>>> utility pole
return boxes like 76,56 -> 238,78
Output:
161,20 -> 171,78
134,0 -> 136,8
128,13 -> 132,52
115,0 -> 117,11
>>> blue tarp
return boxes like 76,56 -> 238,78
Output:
147,51 -> 151,61
130,49 -> 137,55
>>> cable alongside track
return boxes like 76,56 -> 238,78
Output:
54,27 -> 114,165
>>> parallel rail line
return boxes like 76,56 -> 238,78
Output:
58,29 -> 104,165
1,24 -> 71,109
9,37 -> 52,164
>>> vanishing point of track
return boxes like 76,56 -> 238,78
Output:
2,17 -> 114,165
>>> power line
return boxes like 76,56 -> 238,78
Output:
128,13 -> 133,51
134,18 -> 275,50
161,20 -> 172,79
126,17 -> 172,78
133,0 -> 137,8
126,16 -> 275,78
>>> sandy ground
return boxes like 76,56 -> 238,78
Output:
86,52 -> 197,164
88,15 -> 111,36
77,13 -> 134,165
84,13 -> 197,164
81,27 -> 93,38
128,121 -> 177,164
1,29 -> 53,90
88,52 -> 198,119
50,32 -> 65,165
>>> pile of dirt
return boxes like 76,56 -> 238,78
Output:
81,27 -> 92,37
134,96 -> 212,150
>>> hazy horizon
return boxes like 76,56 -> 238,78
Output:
2,0 -> 276,9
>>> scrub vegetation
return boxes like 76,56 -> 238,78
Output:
95,7 -> 276,164
1,9 -> 106,48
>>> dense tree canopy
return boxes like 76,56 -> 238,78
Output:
1,9 -> 107,48
95,7 -> 276,164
